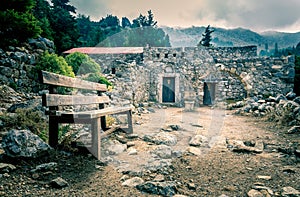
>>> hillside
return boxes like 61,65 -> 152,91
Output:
162,26 -> 300,50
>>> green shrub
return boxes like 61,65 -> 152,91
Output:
36,51 -> 75,77
84,73 -> 113,88
65,52 -> 101,75
0,108 -> 48,142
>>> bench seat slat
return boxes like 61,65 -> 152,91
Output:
41,71 -> 107,91
43,94 -> 110,106
59,106 -> 132,119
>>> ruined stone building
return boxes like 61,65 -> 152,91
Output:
64,46 -> 295,107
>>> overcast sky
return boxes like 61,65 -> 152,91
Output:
70,0 -> 300,33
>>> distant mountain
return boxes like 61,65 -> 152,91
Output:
162,26 -> 300,51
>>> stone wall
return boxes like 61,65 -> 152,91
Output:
102,46 -> 295,107
0,37 -> 54,92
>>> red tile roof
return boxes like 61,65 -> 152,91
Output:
64,47 -> 144,54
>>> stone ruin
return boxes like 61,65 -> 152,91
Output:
0,43 -> 295,108
85,46 -> 295,107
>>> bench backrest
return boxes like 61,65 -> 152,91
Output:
40,70 -> 110,107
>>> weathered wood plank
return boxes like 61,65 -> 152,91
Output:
42,94 -> 110,106
60,107 -> 132,119
91,118 -> 101,159
41,70 -> 107,91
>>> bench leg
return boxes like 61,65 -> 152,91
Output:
126,110 -> 133,134
91,118 -> 101,159
49,116 -> 59,148
101,116 -> 107,131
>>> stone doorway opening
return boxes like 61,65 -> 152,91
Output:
203,82 -> 217,105
162,77 -> 175,103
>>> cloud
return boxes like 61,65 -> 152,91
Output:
70,0 -> 110,20
199,0 -> 300,31
69,0 -> 300,32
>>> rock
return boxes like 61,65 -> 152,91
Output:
286,92 -> 297,100
50,177 -> 68,188
153,174 -> 165,182
281,186 -> 300,197
145,159 -> 173,174
143,132 -> 177,146
174,195 -> 188,197
2,129 -> 52,158
151,145 -> 172,159
7,99 -> 43,113
0,163 -> 16,173
126,133 -> 139,139
186,147 -> 202,156
293,97 -> 300,105
257,175 -> 272,180
189,135 -> 208,147
30,162 -> 57,173
275,94 -> 287,103
126,141 -> 135,147
231,140 -> 263,154
136,181 -> 177,196
128,147 -> 138,155
187,182 -> 196,190
287,126 -> 300,134
282,166 -> 297,174
254,141 -> 264,152
169,125 -> 180,131
121,177 -> 144,187
247,189 -> 264,197
252,185 -> 274,195
190,123 -> 203,128
120,175 -> 129,182
102,139 -> 127,156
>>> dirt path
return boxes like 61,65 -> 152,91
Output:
1,107 -> 299,196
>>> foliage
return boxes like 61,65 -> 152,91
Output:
84,73 -> 113,88
0,108 -> 48,142
33,0 -> 54,40
36,51 -> 75,77
0,0 -> 41,48
65,52 -> 101,75
48,0 -> 79,53
76,10 -> 170,47
198,25 -> 214,47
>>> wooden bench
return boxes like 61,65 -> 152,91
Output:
40,70 -> 133,159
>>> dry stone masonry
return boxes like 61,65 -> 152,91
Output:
0,42 -> 295,108
95,46 -> 294,107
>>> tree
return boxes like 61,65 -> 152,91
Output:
49,0 -> 79,53
198,25 -> 214,47
33,0 -> 54,40
0,0 -> 41,48
131,10 -> 158,28
121,17 -> 131,28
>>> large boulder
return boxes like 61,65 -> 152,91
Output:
2,129 -> 52,158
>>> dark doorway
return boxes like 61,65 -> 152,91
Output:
111,67 -> 116,74
163,77 -> 175,102
203,82 -> 216,105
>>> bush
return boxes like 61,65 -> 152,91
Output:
65,52 -> 101,75
36,51 -> 75,77
0,108 -> 48,142
84,73 -> 113,88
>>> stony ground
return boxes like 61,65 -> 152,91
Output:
0,107 -> 300,197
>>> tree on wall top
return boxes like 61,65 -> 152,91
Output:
198,25 -> 214,47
